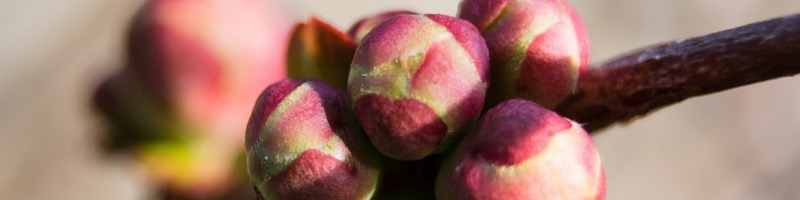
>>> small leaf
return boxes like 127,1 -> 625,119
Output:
287,17 -> 356,90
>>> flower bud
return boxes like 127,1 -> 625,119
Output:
93,0 -> 291,196
347,10 -> 417,44
287,17 -> 355,90
127,0 -> 289,137
349,14 -> 490,160
246,79 -> 381,200
458,0 -> 590,108
436,99 -> 605,200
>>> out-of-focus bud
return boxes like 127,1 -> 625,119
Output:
458,0 -> 590,108
287,17 -> 355,90
245,79 -> 381,200
347,10 -> 417,44
93,0 -> 290,197
127,0 -> 289,137
436,99 -> 605,200
349,14 -> 490,160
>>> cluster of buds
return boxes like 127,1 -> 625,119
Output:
244,0 -> 604,197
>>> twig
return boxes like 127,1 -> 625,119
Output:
556,13 -> 800,132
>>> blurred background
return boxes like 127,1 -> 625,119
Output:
1,0 -> 799,199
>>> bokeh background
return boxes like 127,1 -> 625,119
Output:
1,0 -> 799,199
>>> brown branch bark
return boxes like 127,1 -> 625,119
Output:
556,13 -> 800,133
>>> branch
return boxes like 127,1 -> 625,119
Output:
556,13 -> 800,132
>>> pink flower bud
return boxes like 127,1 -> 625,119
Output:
93,0 -> 291,196
349,14 -> 490,160
459,0 -> 590,108
127,0 -> 289,137
347,10 -> 417,44
246,79 -> 381,200
436,99 -> 605,200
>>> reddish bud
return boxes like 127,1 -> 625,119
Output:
126,0 -> 289,137
349,14 -> 490,160
436,99 -> 605,200
347,10 -> 417,44
93,0 -> 291,196
459,0 -> 590,108
246,79 -> 381,200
